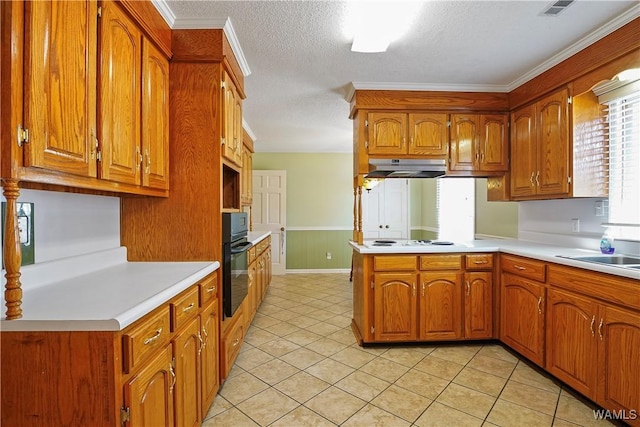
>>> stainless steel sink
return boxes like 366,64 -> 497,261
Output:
558,255 -> 640,268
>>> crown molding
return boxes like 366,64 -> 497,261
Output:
150,1 -> 251,77
150,0 -> 175,27
242,118 -> 257,142
506,4 -> 640,91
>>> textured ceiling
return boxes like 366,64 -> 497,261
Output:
162,1 -> 639,153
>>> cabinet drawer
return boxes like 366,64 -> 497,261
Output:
171,286 -> 199,332
248,246 -> 257,264
466,254 -> 493,270
223,314 -> 245,372
199,274 -> 219,306
122,306 -> 171,373
374,255 -> 416,271
501,254 -> 546,282
420,255 -> 462,270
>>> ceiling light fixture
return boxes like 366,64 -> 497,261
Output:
347,1 -> 422,53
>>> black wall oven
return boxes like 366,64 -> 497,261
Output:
222,212 -> 252,319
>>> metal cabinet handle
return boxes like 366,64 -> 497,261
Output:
590,315 -> 596,337
537,297 -> 543,314
144,148 -> 151,174
473,260 -> 488,264
513,265 -> 526,271
598,318 -> 604,340
530,172 -> 535,186
412,283 -> 416,297
421,283 -> 425,297
466,280 -> 471,296
182,303 -> 195,313
480,152 -> 485,163
535,171 -> 540,186
206,285 -> 216,294
143,328 -> 163,345
136,148 -> 142,171
202,325 -> 208,339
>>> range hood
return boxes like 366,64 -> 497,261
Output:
367,158 -> 447,178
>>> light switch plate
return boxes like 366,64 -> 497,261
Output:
1,202 -> 35,267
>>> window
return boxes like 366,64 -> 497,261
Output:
437,178 -> 475,242
600,77 -> 640,241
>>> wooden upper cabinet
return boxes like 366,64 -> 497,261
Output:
221,71 -> 243,167
23,0 -> 98,178
510,104 -> 537,198
99,1 -> 142,186
367,112 -> 448,158
449,114 -> 508,174
409,113 -> 448,156
367,112 -> 407,155
99,1 -> 169,190
141,38 -> 170,190
510,88 -> 570,199
537,89 -> 570,196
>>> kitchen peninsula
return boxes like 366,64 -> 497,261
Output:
350,238 -> 640,425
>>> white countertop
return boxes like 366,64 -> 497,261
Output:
1,247 -> 219,331
350,239 -> 640,280
247,231 -> 271,245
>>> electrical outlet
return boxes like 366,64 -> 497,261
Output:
594,200 -> 606,217
571,218 -> 580,233
326,252 -> 332,260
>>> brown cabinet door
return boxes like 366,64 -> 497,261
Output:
124,344 -> 175,427
449,114 -> 478,172
597,305 -> 640,417
479,115 -> 508,172
464,272 -> 493,339
23,0 -> 97,177
173,316 -> 201,427
510,105 -> 537,198
419,272 -> 463,340
500,273 -> 546,366
200,299 -> 220,420
546,289 -> 598,398
141,38 -> 169,189
99,1 -> 142,185
373,272 -> 418,341
222,71 -> 237,163
367,112 -> 408,155
408,113 -> 448,156
536,89 -> 570,196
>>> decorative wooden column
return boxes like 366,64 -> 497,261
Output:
353,175 -> 364,245
2,179 -> 23,319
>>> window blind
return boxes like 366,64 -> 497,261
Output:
601,83 -> 640,239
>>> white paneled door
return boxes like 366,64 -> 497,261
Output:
362,179 -> 409,239
252,170 -> 286,275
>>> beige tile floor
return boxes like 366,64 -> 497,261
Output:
203,273 -> 617,427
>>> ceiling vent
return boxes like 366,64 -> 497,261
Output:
541,0 -> 575,16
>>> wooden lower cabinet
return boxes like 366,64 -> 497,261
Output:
373,272 -> 418,341
546,288 -> 599,396
360,254 -> 492,343
200,298 -> 220,419
598,305 -> 640,423
419,271 -> 462,340
547,288 -> 640,425
500,272 -> 546,366
173,316 -> 202,427
123,344 -> 175,427
464,271 -> 493,339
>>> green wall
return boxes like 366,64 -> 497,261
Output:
253,153 -> 353,270
475,178 -> 519,238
